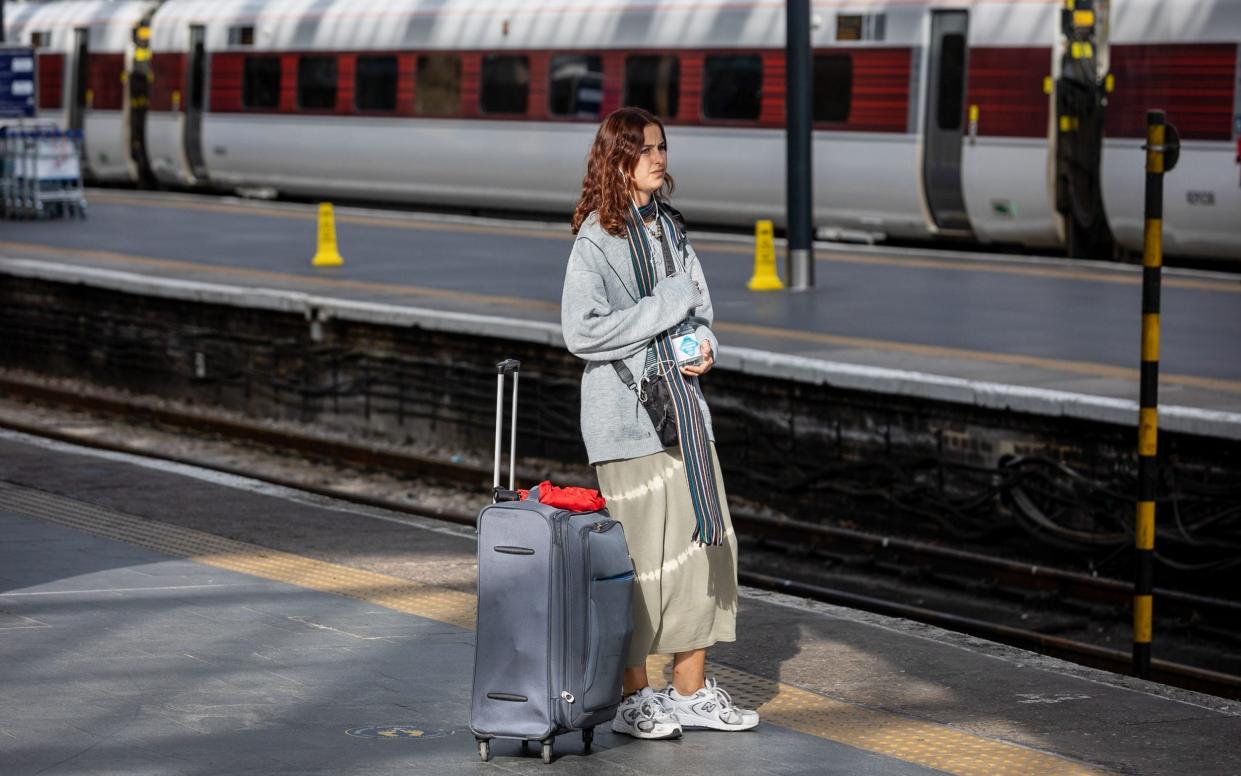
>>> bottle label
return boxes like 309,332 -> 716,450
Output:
674,331 -> 701,366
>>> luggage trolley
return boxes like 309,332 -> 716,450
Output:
0,123 -> 87,220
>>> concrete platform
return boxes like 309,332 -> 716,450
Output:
2,429 -> 1238,775
0,188 -> 1238,439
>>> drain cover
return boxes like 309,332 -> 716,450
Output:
346,726 -> 451,740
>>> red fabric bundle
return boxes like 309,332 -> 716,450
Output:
519,480 -> 606,512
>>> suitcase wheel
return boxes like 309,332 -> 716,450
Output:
476,738 -> 490,762
541,738 -> 553,764
582,727 -> 594,752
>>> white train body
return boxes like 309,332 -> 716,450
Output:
1100,0 -> 1241,259
6,0 -> 1239,260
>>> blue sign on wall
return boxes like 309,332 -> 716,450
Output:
0,47 -> 37,119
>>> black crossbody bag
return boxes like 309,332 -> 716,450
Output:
612,212 -> 686,448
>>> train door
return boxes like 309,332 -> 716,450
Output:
183,25 -> 209,182
922,10 -> 971,232
128,20 -> 156,186
68,27 -> 91,176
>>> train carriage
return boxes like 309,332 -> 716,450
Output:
1100,0 -> 1241,259
139,0 -> 1064,244
6,0 -> 1239,262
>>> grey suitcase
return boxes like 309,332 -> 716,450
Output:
470,359 -> 635,764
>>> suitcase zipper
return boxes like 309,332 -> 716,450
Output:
572,518 -> 622,716
559,514 -> 574,727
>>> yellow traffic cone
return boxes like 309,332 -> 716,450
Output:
747,219 -> 784,291
311,202 -> 344,267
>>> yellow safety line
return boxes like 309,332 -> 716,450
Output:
87,190 -> 1241,295
0,485 -> 477,631
0,483 -> 1111,776
714,319 -> 1241,395
806,250 -> 1239,295
3,240 -> 1239,395
0,240 -> 559,314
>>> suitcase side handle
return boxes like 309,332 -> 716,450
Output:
493,359 -> 521,499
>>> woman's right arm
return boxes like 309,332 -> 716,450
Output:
561,237 -> 703,362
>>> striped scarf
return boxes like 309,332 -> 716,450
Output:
624,201 -> 726,546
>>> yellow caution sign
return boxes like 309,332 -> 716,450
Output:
747,220 -> 783,291
311,202 -> 345,267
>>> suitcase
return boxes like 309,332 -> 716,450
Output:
470,358 -> 635,764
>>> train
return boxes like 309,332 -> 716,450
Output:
5,0 -> 1240,261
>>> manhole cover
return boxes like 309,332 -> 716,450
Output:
346,725 -> 451,740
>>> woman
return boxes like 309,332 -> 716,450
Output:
561,107 -> 759,740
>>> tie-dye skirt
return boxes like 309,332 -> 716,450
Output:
595,444 -> 738,667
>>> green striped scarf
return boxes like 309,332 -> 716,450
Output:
624,202 -> 726,546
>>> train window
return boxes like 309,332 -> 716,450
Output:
243,56 -> 281,109
298,55 -> 338,110
624,56 -> 679,118
937,33 -> 966,131
548,54 -> 603,118
837,14 -> 885,42
31,31 -> 52,49
356,55 -> 397,112
702,55 -> 762,121
479,55 -> 529,115
415,55 -> 461,115
228,26 -> 255,46
813,54 -> 852,122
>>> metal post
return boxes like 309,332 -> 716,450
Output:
786,0 -> 814,289
1133,109 -> 1172,679
1,2 -> 6,45
493,372 -> 505,492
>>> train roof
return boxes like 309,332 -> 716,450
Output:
148,0 -> 1064,52
5,0 -> 154,52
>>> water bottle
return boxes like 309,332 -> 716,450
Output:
670,322 -> 702,368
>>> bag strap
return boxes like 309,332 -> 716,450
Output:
613,359 -> 640,392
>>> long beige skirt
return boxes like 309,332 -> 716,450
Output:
595,444 -> 738,667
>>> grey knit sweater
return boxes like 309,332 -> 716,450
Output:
560,213 -> 719,464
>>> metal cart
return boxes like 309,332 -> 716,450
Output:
1,123 -> 87,220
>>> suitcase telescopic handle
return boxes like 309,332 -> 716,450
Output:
493,359 -> 521,500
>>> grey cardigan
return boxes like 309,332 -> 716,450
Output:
560,212 -> 719,464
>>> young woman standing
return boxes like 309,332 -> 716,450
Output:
560,107 -> 759,740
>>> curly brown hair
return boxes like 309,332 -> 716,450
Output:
571,107 -> 675,236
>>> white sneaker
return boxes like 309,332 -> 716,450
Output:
665,678 -> 760,731
611,687 -> 683,740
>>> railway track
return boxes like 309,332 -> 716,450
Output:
3,374 -> 1239,700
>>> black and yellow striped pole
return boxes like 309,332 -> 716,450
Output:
1133,109 -> 1177,679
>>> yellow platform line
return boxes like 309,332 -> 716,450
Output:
716,320 -> 1241,395
0,240 -> 559,314
87,190 -> 1241,295
0,482 -> 1110,775
4,239 -> 1237,396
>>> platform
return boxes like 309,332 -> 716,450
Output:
0,189 -> 1239,440
2,429 -> 1239,775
